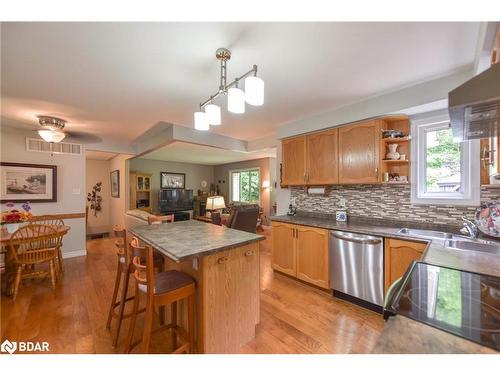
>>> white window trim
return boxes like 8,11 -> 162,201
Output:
228,167 -> 261,205
410,111 -> 480,206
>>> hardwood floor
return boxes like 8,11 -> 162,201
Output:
1,227 -> 383,354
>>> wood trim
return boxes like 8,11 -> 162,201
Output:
32,212 -> 86,220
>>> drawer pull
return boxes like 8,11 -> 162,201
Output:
217,256 -> 228,264
245,250 -> 254,257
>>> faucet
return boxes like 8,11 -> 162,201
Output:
460,217 -> 479,239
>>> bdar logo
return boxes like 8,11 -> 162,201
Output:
1,339 -> 17,354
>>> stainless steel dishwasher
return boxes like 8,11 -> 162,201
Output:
329,230 -> 384,311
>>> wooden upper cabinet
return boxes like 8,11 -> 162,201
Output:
271,222 -> 296,276
306,129 -> 338,185
338,120 -> 381,184
282,136 -> 307,186
384,238 -> 427,292
295,225 -> 329,289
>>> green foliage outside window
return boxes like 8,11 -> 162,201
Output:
425,128 -> 461,191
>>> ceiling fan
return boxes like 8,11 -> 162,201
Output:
36,116 -> 101,144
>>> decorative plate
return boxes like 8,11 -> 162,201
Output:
475,203 -> 500,237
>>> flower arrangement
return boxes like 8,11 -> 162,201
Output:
1,201 -> 33,225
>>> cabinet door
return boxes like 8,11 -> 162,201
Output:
203,249 -> 239,353
306,129 -> 339,185
338,120 -> 381,184
384,238 -> 427,292
296,225 -> 329,289
282,136 -> 306,186
271,222 -> 296,276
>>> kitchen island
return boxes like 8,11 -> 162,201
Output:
129,220 -> 264,353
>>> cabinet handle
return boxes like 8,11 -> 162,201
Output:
217,256 -> 228,264
375,167 -> 379,179
245,250 -> 254,257
303,172 -> 307,182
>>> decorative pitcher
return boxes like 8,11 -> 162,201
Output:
386,143 -> 400,160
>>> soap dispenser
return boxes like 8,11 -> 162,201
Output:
336,198 -> 348,222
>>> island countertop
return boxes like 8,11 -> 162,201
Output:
129,220 -> 265,262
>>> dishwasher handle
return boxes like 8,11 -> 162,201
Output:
330,231 -> 382,245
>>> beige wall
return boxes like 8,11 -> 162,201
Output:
109,154 -> 131,228
128,158 -> 214,213
213,157 -> 276,224
1,126 -> 86,257
85,159 -> 111,232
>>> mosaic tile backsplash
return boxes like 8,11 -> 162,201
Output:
290,185 -> 500,227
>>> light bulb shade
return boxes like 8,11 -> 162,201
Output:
206,195 -> 226,210
205,104 -> 221,125
228,87 -> 245,114
38,129 -> 66,143
194,111 -> 209,131
244,76 -> 264,106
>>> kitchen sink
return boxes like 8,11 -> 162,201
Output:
443,239 -> 500,255
398,228 -> 454,240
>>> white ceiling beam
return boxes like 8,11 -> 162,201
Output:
473,22 -> 498,75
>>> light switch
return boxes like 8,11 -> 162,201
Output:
72,188 -> 81,195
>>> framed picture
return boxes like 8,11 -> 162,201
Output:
160,172 -> 185,189
110,170 -> 120,198
0,162 -> 57,203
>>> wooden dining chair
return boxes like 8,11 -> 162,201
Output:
30,215 -> 65,274
147,214 -> 174,225
8,224 -> 62,300
106,225 -> 165,347
125,237 -> 196,354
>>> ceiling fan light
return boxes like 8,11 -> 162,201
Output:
205,104 -> 221,125
228,87 -> 245,114
38,128 -> 66,143
244,76 -> 264,106
194,111 -> 209,131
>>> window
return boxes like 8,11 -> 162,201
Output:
230,168 -> 260,204
411,112 -> 479,205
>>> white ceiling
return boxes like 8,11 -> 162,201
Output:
139,141 -> 276,165
1,22 -> 480,142
85,150 -> 118,160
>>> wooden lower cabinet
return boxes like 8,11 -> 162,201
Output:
272,222 -> 329,289
296,225 -> 330,288
384,238 -> 427,292
272,222 -> 296,276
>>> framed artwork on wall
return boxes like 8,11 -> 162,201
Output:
0,162 -> 57,203
110,169 -> 120,198
160,172 -> 185,189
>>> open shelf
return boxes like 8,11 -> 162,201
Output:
382,159 -> 409,163
380,117 -> 410,184
382,136 -> 411,143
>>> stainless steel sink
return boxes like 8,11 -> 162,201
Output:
398,228 -> 454,240
443,239 -> 500,255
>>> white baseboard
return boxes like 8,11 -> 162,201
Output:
63,249 -> 87,259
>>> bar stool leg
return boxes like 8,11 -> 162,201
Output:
106,260 -> 122,330
49,259 -> 57,290
171,301 -> 177,348
141,297 -> 155,353
188,295 -> 195,353
112,264 -> 130,347
159,306 -> 166,326
125,285 -> 140,353
12,265 -> 22,301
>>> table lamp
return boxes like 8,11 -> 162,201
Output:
206,196 -> 226,218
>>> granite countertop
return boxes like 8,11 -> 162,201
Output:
271,213 -> 500,353
129,220 -> 264,262
271,214 -> 500,277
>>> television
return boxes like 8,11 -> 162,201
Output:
158,189 -> 194,213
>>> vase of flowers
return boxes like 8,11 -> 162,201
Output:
1,202 -> 33,233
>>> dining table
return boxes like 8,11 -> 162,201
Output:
0,224 -> 71,296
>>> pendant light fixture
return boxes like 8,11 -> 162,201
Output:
194,48 -> 264,130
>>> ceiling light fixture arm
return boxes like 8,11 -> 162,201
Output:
199,64 -> 258,109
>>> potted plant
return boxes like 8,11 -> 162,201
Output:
1,201 -> 33,234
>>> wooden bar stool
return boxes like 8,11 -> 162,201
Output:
125,237 -> 196,354
106,225 -> 164,347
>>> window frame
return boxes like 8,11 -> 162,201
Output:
228,167 -> 261,205
410,111 -> 480,206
